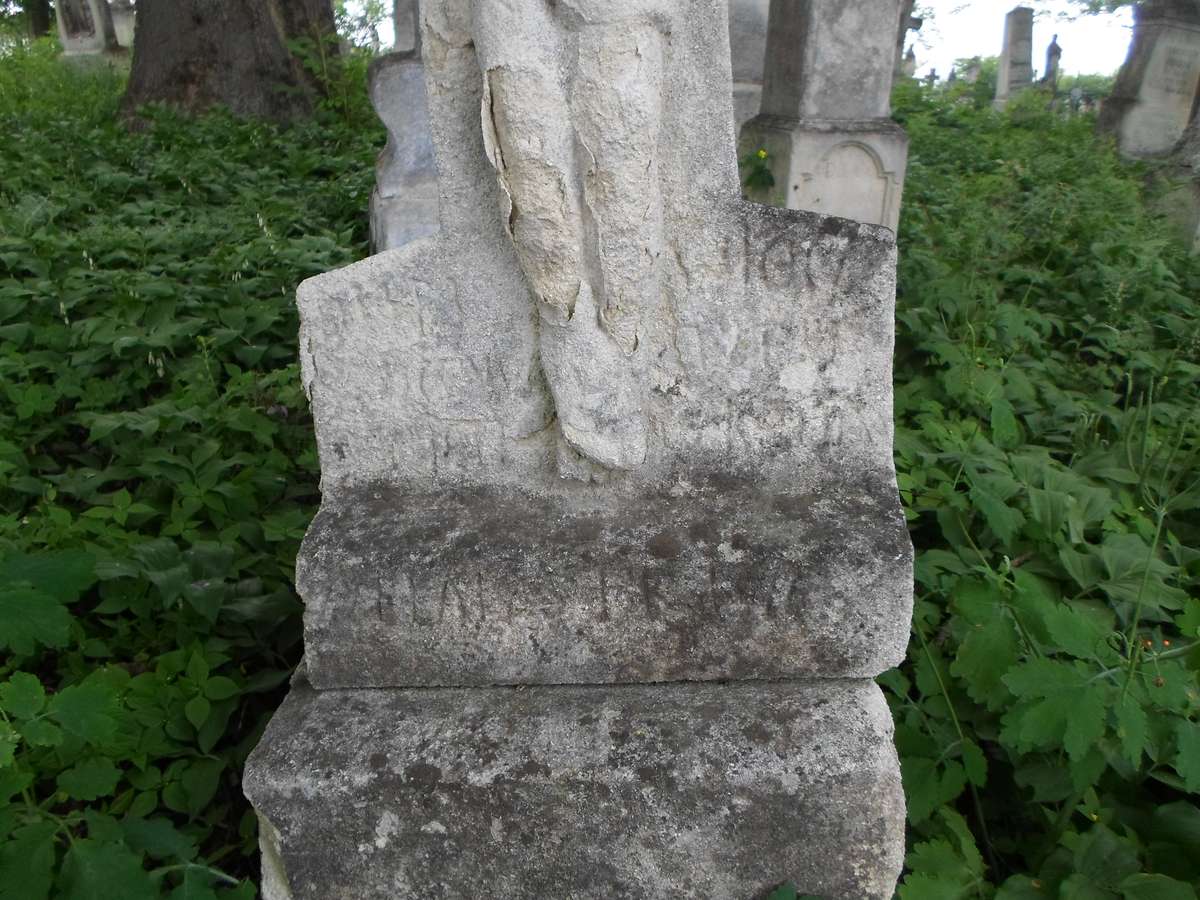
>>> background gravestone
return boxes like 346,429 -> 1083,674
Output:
56,0 -> 120,57
995,6 -> 1035,107
245,0 -> 912,896
1100,0 -> 1200,157
728,0 -> 770,130
738,0 -> 910,231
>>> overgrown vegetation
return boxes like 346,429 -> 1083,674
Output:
0,41 -> 379,897
889,80 -> 1200,897
0,38 -> 1197,900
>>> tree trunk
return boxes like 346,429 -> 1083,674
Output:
120,0 -> 338,124
26,0 -> 51,38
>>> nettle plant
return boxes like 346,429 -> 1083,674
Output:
887,83 -> 1200,897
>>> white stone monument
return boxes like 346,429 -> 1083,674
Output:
56,0 -> 120,57
738,0 -> 910,232
245,0 -> 911,895
1101,0 -> 1200,157
995,6 -> 1035,107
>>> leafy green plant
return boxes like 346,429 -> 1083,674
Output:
0,40 -> 381,896
888,85 -> 1200,897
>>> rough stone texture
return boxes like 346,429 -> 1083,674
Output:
300,478 -> 911,688
729,0 -> 770,128
738,0 -> 909,231
1100,0 -> 1200,158
394,0 -> 418,52
56,0 -> 119,56
368,52 -> 440,252
995,6 -> 1034,107
247,0 -> 911,894
245,677 -> 904,900
109,0 -> 134,48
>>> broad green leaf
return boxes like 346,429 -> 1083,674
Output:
1174,720 -> 1200,793
969,482 -> 1025,546
19,719 -> 62,748
1119,874 -> 1198,900
0,721 -> 17,767
1115,693 -> 1148,768
0,672 -> 45,719
899,873 -> 971,900
48,682 -> 120,745
58,838 -> 157,900
0,550 -> 96,602
57,758 -> 122,801
1073,825 -> 1141,889
122,817 -> 197,862
952,614 -> 1020,710
0,821 -> 57,900
0,586 -> 73,655
185,695 -> 211,730
991,395 -> 1021,449
203,676 -> 239,701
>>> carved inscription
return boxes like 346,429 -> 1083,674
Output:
373,549 -> 811,630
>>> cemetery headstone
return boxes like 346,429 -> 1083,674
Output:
1100,0 -> 1200,157
367,5 -> 439,253
245,0 -> 912,896
108,0 -> 134,49
728,0 -> 771,129
56,0 -> 120,57
995,6 -> 1035,107
739,0 -> 910,231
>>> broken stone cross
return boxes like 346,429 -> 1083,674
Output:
244,0 -> 913,896
738,0 -> 911,232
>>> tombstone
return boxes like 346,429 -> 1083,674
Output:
1042,34 -> 1063,92
243,0 -> 912,896
108,0 -> 135,48
367,3 -> 439,252
728,0 -> 771,129
894,0 -> 924,78
739,0 -> 910,232
393,0 -> 418,53
56,0 -> 120,57
1100,0 -> 1200,158
962,56 -> 984,84
995,6 -> 1035,107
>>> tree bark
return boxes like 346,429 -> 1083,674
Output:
120,0 -> 338,124
26,0 -> 51,38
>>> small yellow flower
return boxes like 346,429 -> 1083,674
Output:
756,148 -> 768,159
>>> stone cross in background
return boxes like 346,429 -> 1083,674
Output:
1101,0 -> 1200,158
995,6 -> 1035,107
738,0 -> 910,231
245,0 -> 912,895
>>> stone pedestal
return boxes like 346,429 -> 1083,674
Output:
1100,0 -> 1200,158
56,0 -> 120,57
739,0 -> 909,232
246,0 -> 911,895
246,679 -> 903,900
995,6 -> 1035,107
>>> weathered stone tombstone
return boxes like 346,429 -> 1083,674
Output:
739,0 -> 910,232
729,0 -> 771,129
245,0 -> 912,896
56,0 -> 120,57
1100,0 -> 1200,157
367,1 -> 439,252
108,0 -> 135,49
995,6 -> 1035,107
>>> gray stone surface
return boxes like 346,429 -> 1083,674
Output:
245,676 -> 904,900
1100,0 -> 1200,158
247,0 -> 911,894
300,477 -> 911,688
56,0 -> 120,57
109,0 -> 134,49
368,52 -> 440,252
995,6 -> 1035,107
729,0 -> 770,128
739,0 -> 910,231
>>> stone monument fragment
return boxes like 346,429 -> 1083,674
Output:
108,0 -> 135,48
56,0 -> 120,57
995,6 -> 1035,107
367,2 -> 439,253
729,0 -> 771,129
245,0 -> 912,896
1100,0 -> 1200,157
738,0 -> 910,231
895,0 -> 924,78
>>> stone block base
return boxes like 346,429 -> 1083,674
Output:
739,115 -> 908,232
244,676 -> 904,899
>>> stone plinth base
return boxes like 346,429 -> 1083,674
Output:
739,116 -> 909,232
244,677 -> 904,899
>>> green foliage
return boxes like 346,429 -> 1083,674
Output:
0,41 -> 381,896
890,84 -> 1200,895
